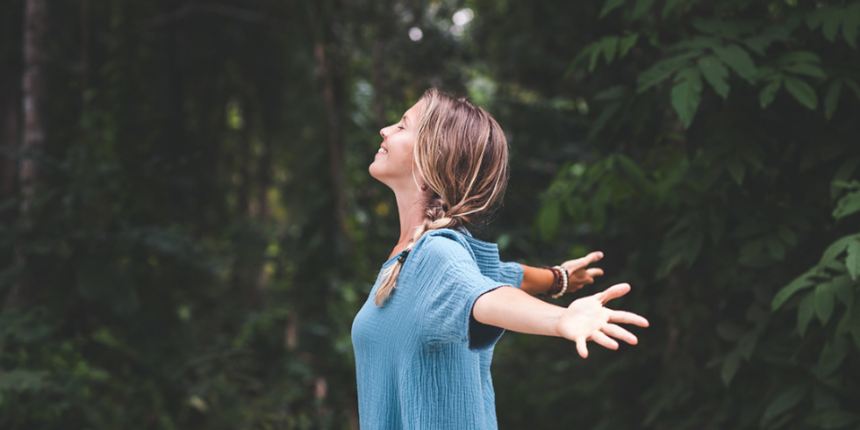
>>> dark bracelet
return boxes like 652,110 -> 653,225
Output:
542,265 -> 564,297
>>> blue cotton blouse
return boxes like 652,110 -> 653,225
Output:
351,228 -> 524,430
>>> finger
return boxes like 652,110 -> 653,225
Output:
575,338 -> 589,359
608,310 -> 650,327
596,283 -> 631,303
591,331 -> 619,350
602,323 -> 638,345
585,268 -> 604,278
565,251 -> 604,271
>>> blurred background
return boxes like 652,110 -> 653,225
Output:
2,0 -> 860,428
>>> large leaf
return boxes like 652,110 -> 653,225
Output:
831,275 -> 854,305
759,75 -> 783,109
760,385 -> 807,427
822,7 -> 843,42
637,52 -> 698,93
670,67 -> 703,128
833,191 -> 860,220
782,63 -> 826,79
820,234 -> 860,265
600,0 -> 626,19
815,282 -> 835,325
846,240 -> 860,280
784,76 -> 818,109
619,33 -> 639,58
825,80 -> 843,120
773,271 -> 815,310
713,44 -> 757,83
601,36 -> 619,64
814,338 -> 848,377
630,0 -> 657,20
844,3 -> 860,48
697,56 -> 730,99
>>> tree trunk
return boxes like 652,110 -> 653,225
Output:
10,0 -> 49,306
21,0 -> 48,217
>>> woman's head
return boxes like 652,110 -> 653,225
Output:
373,88 -> 510,306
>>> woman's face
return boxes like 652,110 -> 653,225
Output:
369,99 -> 424,189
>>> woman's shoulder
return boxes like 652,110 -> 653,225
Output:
413,228 -> 475,262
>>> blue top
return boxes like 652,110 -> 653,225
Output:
351,228 -> 524,430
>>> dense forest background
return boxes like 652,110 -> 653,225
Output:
1,0 -> 859,428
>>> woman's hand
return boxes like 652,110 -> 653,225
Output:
560,251 -> 604,293
555,283 -> 649,358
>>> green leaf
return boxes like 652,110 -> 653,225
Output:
637,53 -> 698,93
537,200 -> 562,243
721,351 -> 741,386
697,56 -> 730,99
822,8 -> 843,42
759,76 -> 783,109
630,0 -> 657,20
738,332 -> 757,360
600,0 -> 626,19
772,271 -> 814,310
824,80 -> 843,120
601,36 -> 619,64
725,159 -> 745,185
815,282 -> 835,325
814,338 -> 847,377
588,46 -> 602,72
798,292 -> 815,337
760,385 -> 807,427
766,237 -> 786,260
820,234 -> 860,265
831,275 -> 854,306
844,3 -> 860,48
784,76 -> 818,110
846,240 -> 860,280
670,67 -> 703,128
587,101 -> 622,141
713,44 -> 757,83
833,191 -> 860,220
831,157 -> 860,199
619,33 -> 639,58
845,79 -> 860,101
661,0 -> 684,18
782,63 -> 826,79
776,51 -> 821,65
807,8 -> 826,31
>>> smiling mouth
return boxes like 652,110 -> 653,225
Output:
377,148 -> 388,154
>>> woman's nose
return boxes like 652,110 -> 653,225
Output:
379,127 -> 387,138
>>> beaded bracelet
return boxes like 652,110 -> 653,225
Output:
542,266 -> 565,297
551,265 -> 569,299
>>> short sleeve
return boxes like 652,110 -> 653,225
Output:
413,235 -> 512,351
498,261 -> 524,289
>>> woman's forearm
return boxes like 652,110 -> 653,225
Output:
472,286 -> 563,336
519,264 -> 555,296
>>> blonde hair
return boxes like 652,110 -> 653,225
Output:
375,88 -> 510,306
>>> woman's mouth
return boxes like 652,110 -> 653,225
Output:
377,147 -> 388,154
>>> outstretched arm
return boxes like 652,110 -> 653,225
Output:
472,283 -> 648,358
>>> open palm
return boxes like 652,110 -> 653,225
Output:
555,283 -> 649,358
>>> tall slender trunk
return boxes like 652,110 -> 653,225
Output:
315,42 -> 354,254
21,0 -> 48,217
11,0 -> 49,305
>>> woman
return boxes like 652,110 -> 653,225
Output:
351,88 -> 649,429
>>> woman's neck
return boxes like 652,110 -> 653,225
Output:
389,186 -> 426,258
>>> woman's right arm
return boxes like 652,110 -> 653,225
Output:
472,283 -> 648,358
